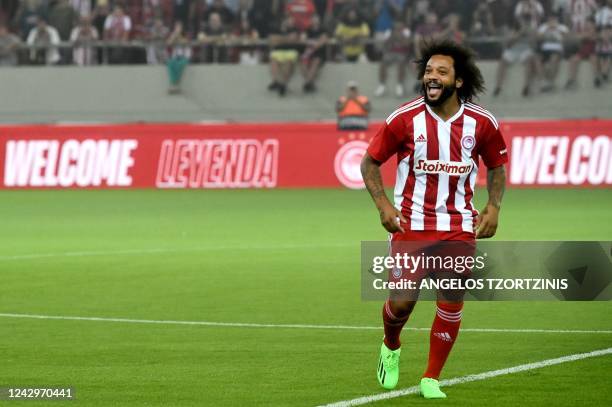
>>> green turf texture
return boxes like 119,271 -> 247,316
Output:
0,188 -> 611,406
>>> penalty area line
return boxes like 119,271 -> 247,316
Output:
0,313 -> 611,335
317,347 -> 612,407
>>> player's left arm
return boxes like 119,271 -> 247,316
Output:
476,117 -> 508,239
476,165 -> 506,239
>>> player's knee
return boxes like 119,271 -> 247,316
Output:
389,300 -> 416,318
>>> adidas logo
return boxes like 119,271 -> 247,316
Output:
433,332 -> 453,342
415,134 -> 426,143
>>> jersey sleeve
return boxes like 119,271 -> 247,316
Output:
367,121 -> 403,164
478,120 -> 508,169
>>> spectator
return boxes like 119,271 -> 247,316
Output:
336,80 -> 371,130
172,0 -> 191,29
596,24 -> 612,83
596,0 -> 612,83
70,14 -> 98,65
234,0 -> 254,30
490,0 -> 517,34
204,0 -> 235,26
16,0 -> 48,40
514,0 -> 545,29
27,16 -> 61,65
230,10 -> 260,64
412,0 -> 431,24
146,17 -> 169,64
48,0 -> 78,64
374,20 -> 411,97
300,14 -> 327,92
413,11 -> 442,59
470,2 -> 495,37
138,1 -> 164,40
220,0 -> 241,13
412,11 -> 442,92
71,0 -> 92,17
565,18 -> 599,87
373,0 -> 407,53
48,0 -> 77,40
313,0 -> 327,20
595,0 -> 612,28
550,0 -> 571,20
104,4 -> 132,64
166,21 -> 192,93
0,0 -> 19,28
267,16 -> 301,96
91,0 -> 109,64
334,7 -> 370,62
285,0 -> 316,32
569,0 -> 598,33
536,13 -> 569,91
440,13 -> 465,44
198,11 -> 228,62
0,23 -> 21,66
249,0 -> 281,38
356,0 -> 379,30
433,0 -> 456,21
493,16 -> 538,97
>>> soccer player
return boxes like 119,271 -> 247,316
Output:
361,40 -> 507,399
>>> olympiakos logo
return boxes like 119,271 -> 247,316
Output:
461,135 -> 475,150
334,137 -> 368,189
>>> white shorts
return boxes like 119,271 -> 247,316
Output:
502,45 -> 534,64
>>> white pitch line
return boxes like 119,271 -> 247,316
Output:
0,243 -> 356,261
0,313 -> 611,334
318,347 -> 612,407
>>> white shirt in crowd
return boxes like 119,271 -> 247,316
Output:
596,5 -> 612,28
70,25 -> 99,65
26,25 -> 61,64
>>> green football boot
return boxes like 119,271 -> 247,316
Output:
377,342 -> 401,389
420,377 -> 447,399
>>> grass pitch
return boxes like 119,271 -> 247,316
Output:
0,188 -> 611,406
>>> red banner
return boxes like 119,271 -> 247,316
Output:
0,120 -> 610,189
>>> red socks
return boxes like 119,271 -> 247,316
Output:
423,301 -> 463,379
382,299 -> 410,350
381,300 -> 463,379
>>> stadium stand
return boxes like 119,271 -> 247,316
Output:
0,0 -> 610,122
0,61 -> 609,123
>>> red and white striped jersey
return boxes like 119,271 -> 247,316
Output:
367,97 -> 507,234
569,0 -> 598,32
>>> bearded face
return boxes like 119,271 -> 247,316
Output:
422,55 -> 461,107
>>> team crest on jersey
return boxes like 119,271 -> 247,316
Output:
415,134 -> 426,143
461,135 -> 475,150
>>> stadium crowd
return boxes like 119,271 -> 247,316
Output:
0,0 -> 610,95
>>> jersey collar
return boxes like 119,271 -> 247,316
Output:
425,102 -> 464,124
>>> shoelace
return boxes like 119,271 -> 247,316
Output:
383,352 -> 399,370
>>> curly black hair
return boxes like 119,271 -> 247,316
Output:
416,39 -> 485,103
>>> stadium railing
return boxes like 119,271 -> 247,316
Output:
10,36 -> 506,65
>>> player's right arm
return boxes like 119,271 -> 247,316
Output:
361,119 -> 407,233
361,153 -> 406,233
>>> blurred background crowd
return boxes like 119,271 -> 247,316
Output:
0,0 -> 610,95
